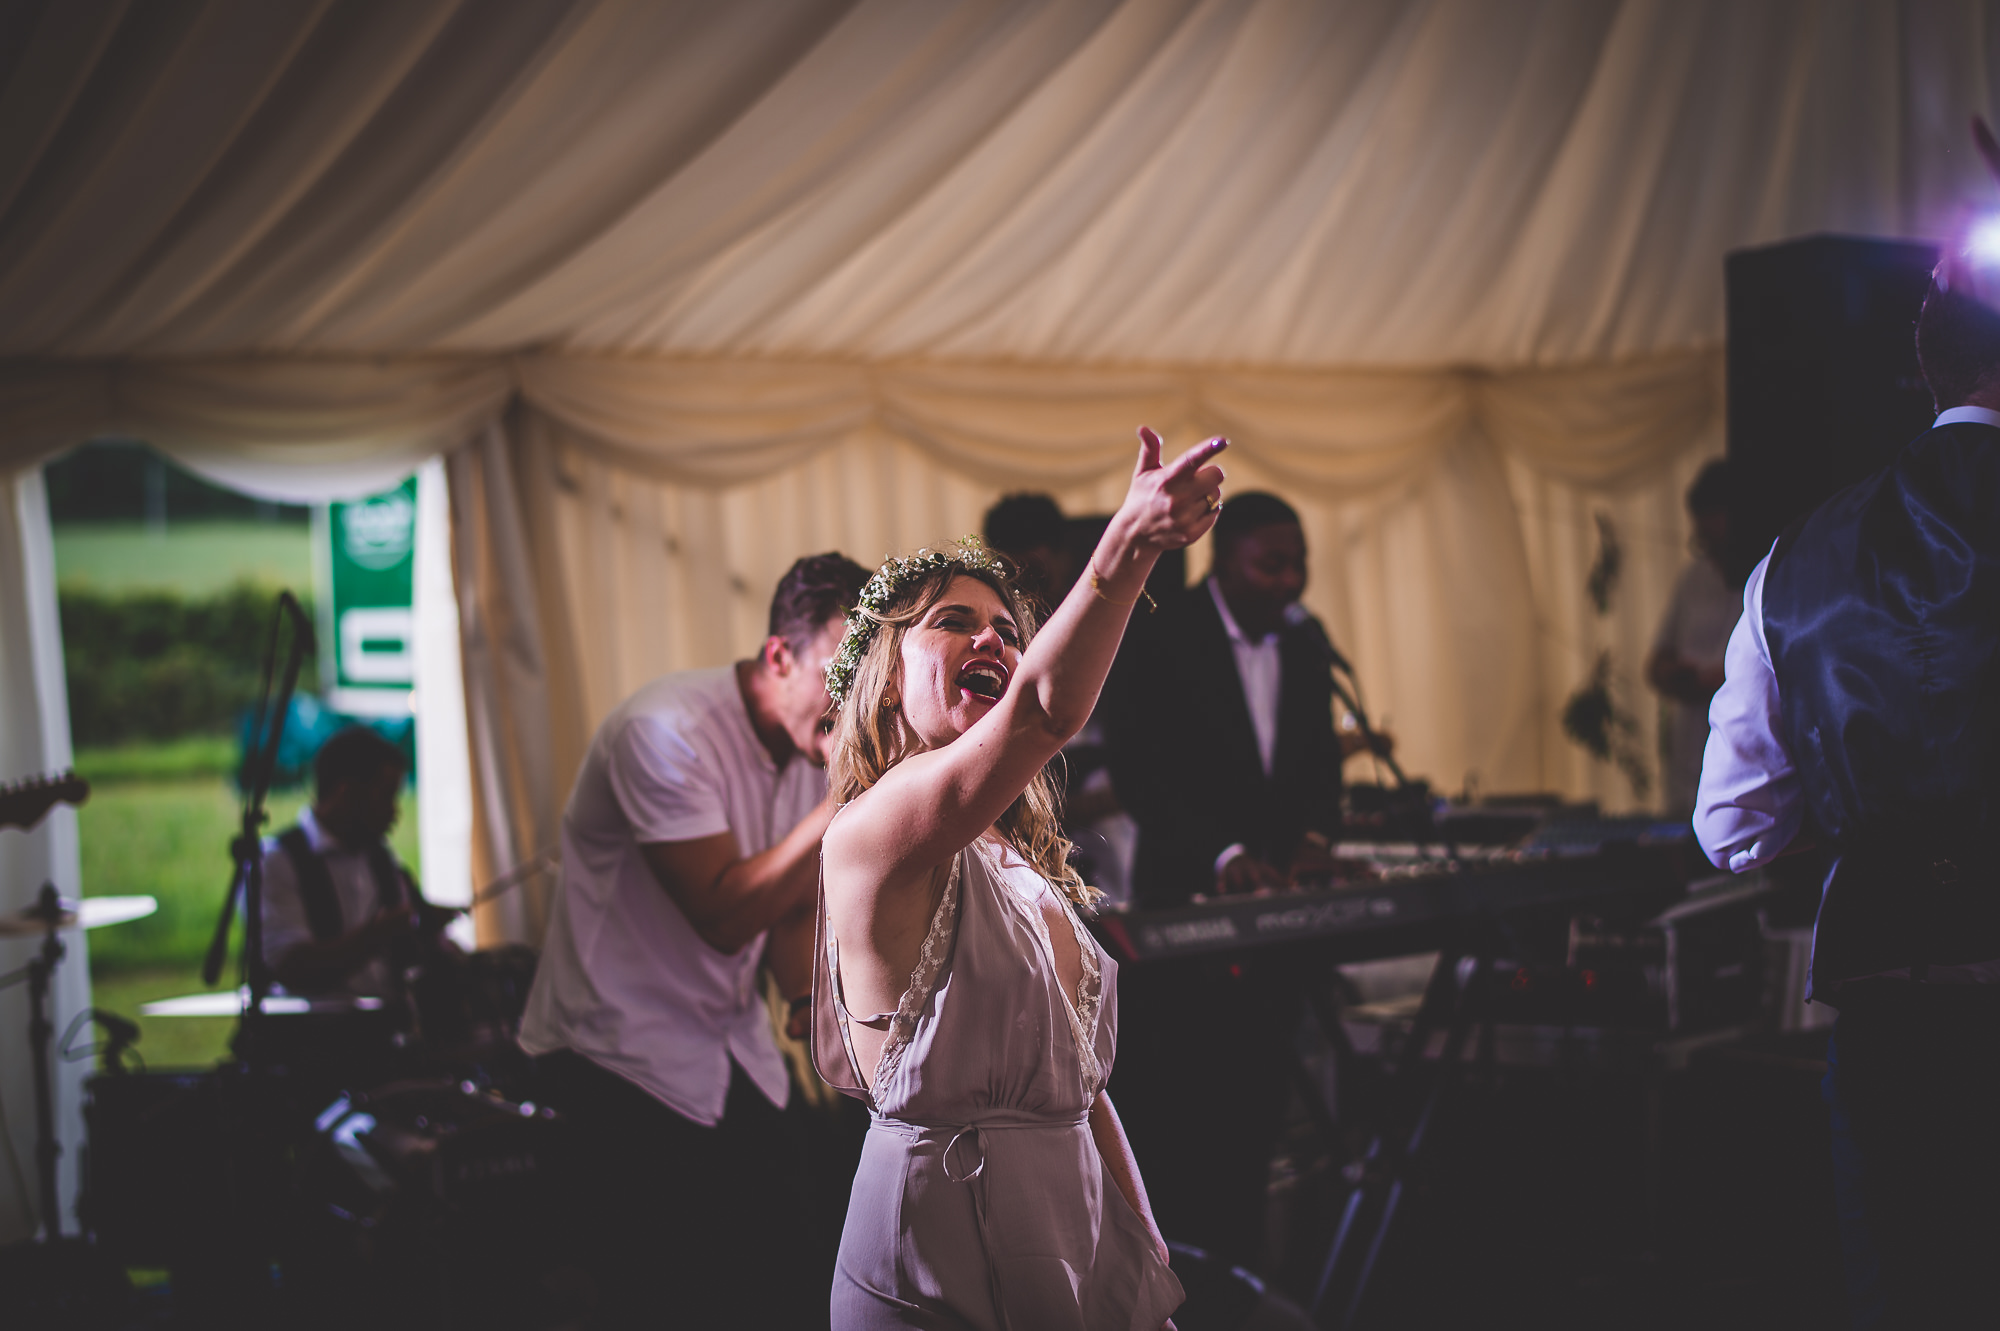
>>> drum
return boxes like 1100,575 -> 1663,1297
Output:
296,1077 -> 586,1327
83,1068 -> 294,1266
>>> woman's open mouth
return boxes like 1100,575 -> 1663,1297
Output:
958,660 -> 1008,701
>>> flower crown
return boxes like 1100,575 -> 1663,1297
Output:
825,538 -> 1006,708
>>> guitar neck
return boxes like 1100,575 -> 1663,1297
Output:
0,770 -> 91,831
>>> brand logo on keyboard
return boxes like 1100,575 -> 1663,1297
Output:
1253,897 -> 1396,935
1138,917 -> 1241,951
1133,895 -> 1401,955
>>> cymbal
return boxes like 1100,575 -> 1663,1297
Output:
0,895 -> 157,938
139,990 -> 387,1018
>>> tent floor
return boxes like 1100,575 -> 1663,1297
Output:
10,1030 -> 1847,1330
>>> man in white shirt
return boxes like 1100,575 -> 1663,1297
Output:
1695,266 -> 2000,1326
261,725 -> 431,999
520,551 -> 868,1327
1646,460 -> 1740,818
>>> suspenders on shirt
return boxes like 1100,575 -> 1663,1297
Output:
275,825 -> 415,942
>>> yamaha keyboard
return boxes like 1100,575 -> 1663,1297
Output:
1090,814 -> 1695,966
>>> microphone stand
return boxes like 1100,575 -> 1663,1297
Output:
1327,672 -> 1408,787
0,884 -> 71,1242
1326,659 -> 1459,866
201,591 -> 315,1066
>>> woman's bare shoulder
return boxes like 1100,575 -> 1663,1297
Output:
820,785 -> 878,866
824,779 -> 961,906
825,753 -> 938,851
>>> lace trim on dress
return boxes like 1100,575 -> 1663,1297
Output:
1063,907 -> 1105,1095
1049,899 -> 1104,1095
869,853 -> 963,1095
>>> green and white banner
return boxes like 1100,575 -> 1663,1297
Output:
314,476 -> 417,717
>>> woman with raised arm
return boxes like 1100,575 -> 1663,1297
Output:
812,428 -> 1227,1331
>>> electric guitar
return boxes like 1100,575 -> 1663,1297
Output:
0,770 -> 91,831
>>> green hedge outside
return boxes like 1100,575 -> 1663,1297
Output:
60,582 -> 319,747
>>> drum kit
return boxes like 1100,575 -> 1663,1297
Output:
0,772 -> 118,1247
76,887 -> 559,1324
1,591 -> 582,1325
3,773 -> 555,1323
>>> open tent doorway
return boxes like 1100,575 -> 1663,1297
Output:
0,442 -> 471,1245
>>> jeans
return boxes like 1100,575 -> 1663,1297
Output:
533,1051 -> 814,1329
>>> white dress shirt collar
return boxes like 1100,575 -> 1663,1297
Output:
1207,575 -> 1275,648
1934,404 -> 2000,429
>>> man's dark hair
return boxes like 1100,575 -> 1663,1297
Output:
1686,459 -> 1728,516
1916,281 -> 2000,410
769,552 -> 870,653
315,726 -> 405,796
982,494 -> 1067,558
1211,491 -> 1301,555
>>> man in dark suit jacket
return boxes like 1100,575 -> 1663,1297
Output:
1101,491 -> 1349,1267
1106,491 -> 1345,905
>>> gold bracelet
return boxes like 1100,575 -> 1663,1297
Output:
1088,561 -> 1158,612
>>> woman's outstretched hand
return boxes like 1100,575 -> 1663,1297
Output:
1122,427 -> 1227,552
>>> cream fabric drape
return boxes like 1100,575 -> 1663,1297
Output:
0,358 -> 507,501
491,352 -> 1720,843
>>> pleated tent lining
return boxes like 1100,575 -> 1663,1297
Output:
0,0 -> 1992,363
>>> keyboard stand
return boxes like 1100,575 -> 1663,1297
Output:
1307,932 -> 1494,1330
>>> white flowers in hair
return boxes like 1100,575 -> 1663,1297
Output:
825,539 -> 1005,708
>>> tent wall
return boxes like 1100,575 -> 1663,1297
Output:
0,467 -> 87,1244
2,348 -> 1719,948
532,404 -> 1717,802
437,349 -> 1722,936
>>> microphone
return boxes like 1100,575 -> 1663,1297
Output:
1284,602 -> 1352,675
1286,602 -> 1413,788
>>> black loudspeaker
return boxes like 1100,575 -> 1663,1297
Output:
1725,234 -> 1939,582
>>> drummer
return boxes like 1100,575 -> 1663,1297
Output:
259,726 -> 444,997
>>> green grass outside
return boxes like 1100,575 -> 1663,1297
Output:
52,522 -> 413,1071
54,520 -> 313,595
75,735 -> 237,783
87,965 -> 238,1071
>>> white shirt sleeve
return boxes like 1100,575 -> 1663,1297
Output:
1692,551 -> 1803,872
608,714 -> 733,845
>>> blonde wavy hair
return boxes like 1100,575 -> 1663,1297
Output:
827,548 -> 1095,908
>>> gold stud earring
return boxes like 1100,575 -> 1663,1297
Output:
881,694 -> 897,711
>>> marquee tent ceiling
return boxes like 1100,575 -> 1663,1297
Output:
5,0 -> 1997,368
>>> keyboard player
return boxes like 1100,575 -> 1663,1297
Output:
1101,490 -> 1356,1267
